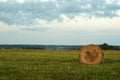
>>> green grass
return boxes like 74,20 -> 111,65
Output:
0,49 -> 120,80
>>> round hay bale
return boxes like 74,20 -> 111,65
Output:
78,44 -> 104,64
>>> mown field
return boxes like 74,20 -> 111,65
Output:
0,49 -> 120,80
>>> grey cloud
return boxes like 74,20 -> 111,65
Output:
0,0 -> 120,25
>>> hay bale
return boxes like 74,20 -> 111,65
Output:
78,44 -> 104,64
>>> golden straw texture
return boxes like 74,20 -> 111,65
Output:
78,44 -> 104,64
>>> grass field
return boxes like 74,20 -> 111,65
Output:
0,49 -> 120,80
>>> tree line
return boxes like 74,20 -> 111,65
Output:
98,43 -> 120,50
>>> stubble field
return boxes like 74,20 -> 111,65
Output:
0,49 -> 120,80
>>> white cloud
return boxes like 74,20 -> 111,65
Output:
0,13 -> 120,32
0,0 -> 119,25
34,14 -> 120,33
15,0 -> 25,3
117,10 -> 120,16
0,15 -> 120,45
0,21 -> 18,32
0,0 -> 7,2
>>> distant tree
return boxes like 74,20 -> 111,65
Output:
100,43 -> 109,50
98,43 -> 119,50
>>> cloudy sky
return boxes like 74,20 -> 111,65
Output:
0,0 -> 120,45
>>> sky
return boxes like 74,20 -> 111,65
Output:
0,0 -> 120,45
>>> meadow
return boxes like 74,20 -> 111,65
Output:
0,49 -> 120,80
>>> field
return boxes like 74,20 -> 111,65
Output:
0,49 -> 120,80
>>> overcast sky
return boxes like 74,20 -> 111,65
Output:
0,0 -> 120,45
